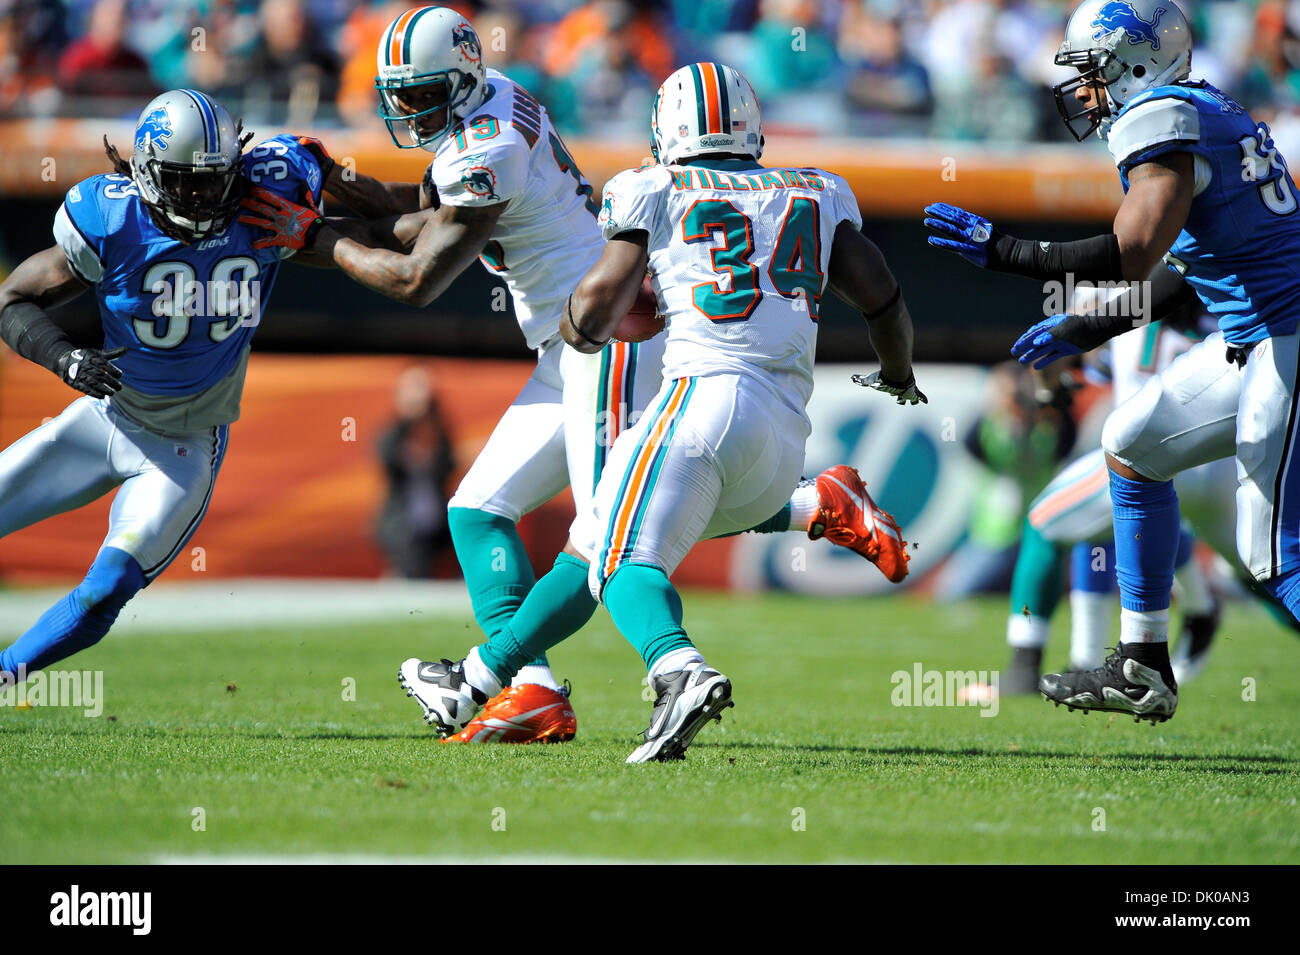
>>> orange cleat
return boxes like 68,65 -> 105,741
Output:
811,465 -> 910,583
441,682 -> 577,744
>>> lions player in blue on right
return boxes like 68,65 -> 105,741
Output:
926,0 -> 1300,722
0,90 -> 324,684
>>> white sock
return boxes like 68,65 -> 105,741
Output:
1173,559 -> 1215,616
789,482 -> 821,534
1119,608 -> 1169,645
463,647 -> 505,697
1007,613 -> 1049,649
1069,590 -> 1111,668
513,664 -> 561,691
647,647 -> 704,682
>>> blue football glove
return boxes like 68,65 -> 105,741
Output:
1011,314 -> 1085,369
923,202 -> 995,268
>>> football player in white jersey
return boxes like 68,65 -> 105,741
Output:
248,9 -> 912,744
390,62 -> 924,763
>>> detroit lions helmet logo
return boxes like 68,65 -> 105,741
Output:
452,21 -> 481,63
1090,2 -> 1167,50
134,107 -> 173,151
460,158 -> 499,199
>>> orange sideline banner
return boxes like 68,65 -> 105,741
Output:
0,120 -> 1122,222
0,351 -> 736,586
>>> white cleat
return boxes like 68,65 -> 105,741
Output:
627,661 -> 733,763
398,657 -> 489,737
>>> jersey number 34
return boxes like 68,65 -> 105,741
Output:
683,198 -> 823,322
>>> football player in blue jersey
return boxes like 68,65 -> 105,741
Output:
924,0 -> 1300,722
0,89 -> 325,686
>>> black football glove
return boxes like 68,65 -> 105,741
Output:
56,345 -> 126,398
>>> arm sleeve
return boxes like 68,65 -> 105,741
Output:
597,167 -> 669,241
1108,96 -> 1201,171
433,135 -> 528,208
52,182 -> 106,284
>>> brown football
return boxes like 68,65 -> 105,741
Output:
612,275 -> 666,343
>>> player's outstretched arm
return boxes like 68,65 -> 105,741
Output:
826,222 -> 923,404
296,136 -> 428,217
314,200 -> 506,306
924,152 -> 1193,283
0,245 -> 124,398
561,231 -> 649,354
1011,262 -> 1199,368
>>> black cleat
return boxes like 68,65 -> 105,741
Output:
398,657 -> 489,737
1171,598 -> 1220,684
1001,646 -> 1044,696
1039,644 -> 1178,723
627,662 -> 733,763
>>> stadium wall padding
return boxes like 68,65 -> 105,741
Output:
0,354 -> 991,589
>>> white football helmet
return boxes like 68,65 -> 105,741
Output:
130,89 -> 243,242
651,62 -> 763,165
376,6 -> 489,152
1053,0 -> 1192,140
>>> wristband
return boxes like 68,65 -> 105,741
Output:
863,284 -> 902,321
566,295 -> 608,348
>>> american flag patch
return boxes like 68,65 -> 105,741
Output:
733,121 -> 746,131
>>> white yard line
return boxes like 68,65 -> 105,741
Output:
0,579 -> 472,635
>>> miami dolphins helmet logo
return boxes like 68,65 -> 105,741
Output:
134,107 -> 173,151
452,22 -> 481,63
1090,2 -> 1167,50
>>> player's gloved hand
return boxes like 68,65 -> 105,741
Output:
1012,312 -> 1124,368
295,136 -> 335,181
239,186 -> 323,252
852,370 -> 928,405
923,202 -> 995,268
56,345 -> 126,398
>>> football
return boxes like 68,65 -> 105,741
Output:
612,275 -> 666,343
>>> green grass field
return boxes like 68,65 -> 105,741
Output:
2,592 -> 1298,863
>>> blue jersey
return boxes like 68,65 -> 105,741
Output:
1107,81 -> 1300,344
52,134 -> 323,397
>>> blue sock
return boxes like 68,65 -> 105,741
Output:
448,507 -> 536,643
477,553 -> 595,683
1260,570 -> 1300,630
1110,472 -> 1180,613
1071,540 -> 1115,594
602,563 -> 693,669
0,547 -> 145,677
1174,525 -> 1194,570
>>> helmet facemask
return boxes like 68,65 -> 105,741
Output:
377,69 -> 477,151
1052,48 -> 1120,141
133,143 -> 242,244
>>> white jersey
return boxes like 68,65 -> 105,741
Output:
599,158 -> 862,417
1109,321 -> 1197,402
428,69 -> 604,349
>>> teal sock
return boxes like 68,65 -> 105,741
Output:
1009,517 -> 1066,618
448,507 -> 535,641
602,563 -> 693,669
477,553 -> 596,682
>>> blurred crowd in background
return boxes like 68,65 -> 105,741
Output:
0,0 -> 1297,143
